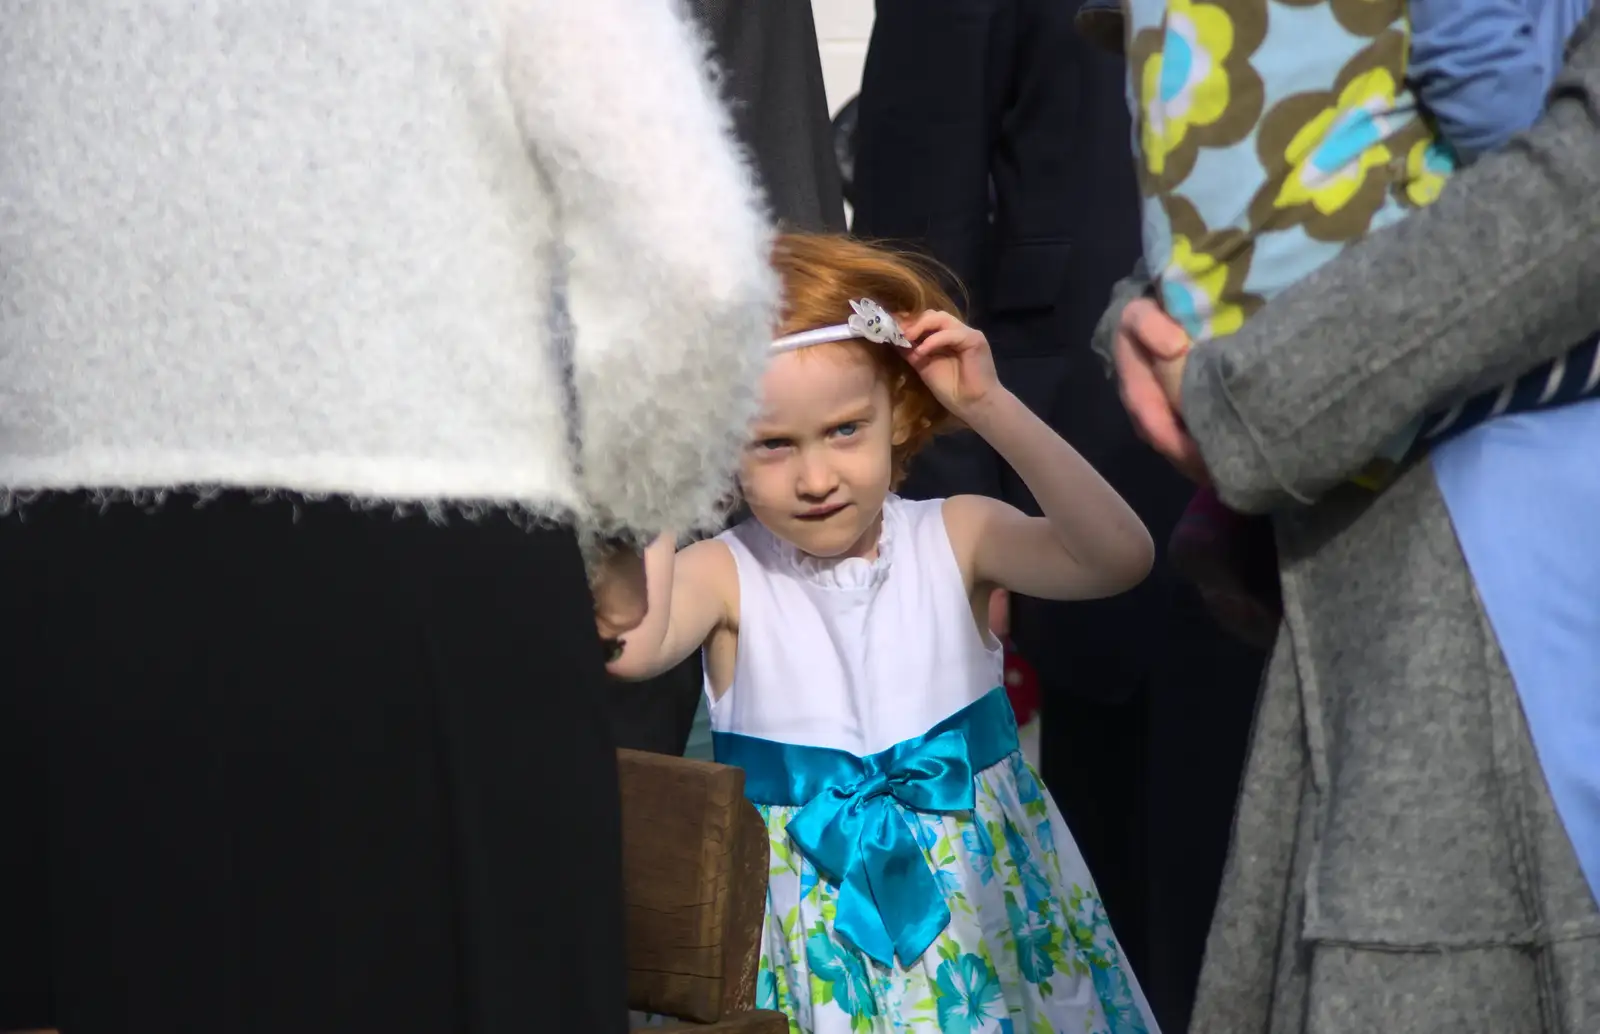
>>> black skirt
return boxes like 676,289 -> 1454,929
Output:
0,492 -> 626,1034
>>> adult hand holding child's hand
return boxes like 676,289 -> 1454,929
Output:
591,545 -> 649,654
1111,297 -> 1208,484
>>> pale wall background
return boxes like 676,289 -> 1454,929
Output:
813,0 -> 875,116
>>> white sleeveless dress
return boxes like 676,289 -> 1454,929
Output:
706,495 -> 1158,1034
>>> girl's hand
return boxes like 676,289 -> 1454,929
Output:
987,587 -> 1010,639
902,310 -> 1001,418
591,545 -> 649,659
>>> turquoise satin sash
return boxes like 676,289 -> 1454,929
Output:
713,688 -> 1018,968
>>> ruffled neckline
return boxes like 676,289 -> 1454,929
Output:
768,497 -> 899,591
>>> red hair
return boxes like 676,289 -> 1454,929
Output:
770,233 -> 961,487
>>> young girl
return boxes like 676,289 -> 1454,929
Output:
609,233 -> 1159,1034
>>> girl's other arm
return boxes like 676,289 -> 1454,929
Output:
1410,0 -> 1552,161
606,536 -> 737,682
945,390 -> 1155,602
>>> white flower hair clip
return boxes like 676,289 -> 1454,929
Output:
846,299 -> 913,349
770,298 -> 913,354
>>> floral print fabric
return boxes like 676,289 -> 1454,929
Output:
1125,0 -> 1451,346
753,752 -> 1156,1034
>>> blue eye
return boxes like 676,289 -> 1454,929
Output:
753,438 -> 791,453
832,422 -> 860,438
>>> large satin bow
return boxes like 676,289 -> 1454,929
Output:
784,727 -> 975,967
715,689 -> 1019,968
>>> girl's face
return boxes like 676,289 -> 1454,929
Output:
740,344 -> 897,560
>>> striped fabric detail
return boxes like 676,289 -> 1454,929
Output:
1352,334 -> 1600,491
1420,333 -> 1600,448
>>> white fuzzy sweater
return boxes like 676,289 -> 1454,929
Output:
0,0 -> 776,538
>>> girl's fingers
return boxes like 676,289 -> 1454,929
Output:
902,309 -> 952,342
911,328 -> 963,355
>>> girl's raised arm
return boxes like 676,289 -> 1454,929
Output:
942,392 -> 1155,603
900,311 -> 1154,602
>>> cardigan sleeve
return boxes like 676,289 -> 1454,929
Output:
1179,12 -> 1600,514
1408,0 -> 1552,162
1090,260 -> 1151,376
501,0 -> 779,541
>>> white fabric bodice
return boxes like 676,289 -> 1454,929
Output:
706,495 -> 1004,757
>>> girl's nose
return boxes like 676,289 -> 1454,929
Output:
796,453 -> 839,499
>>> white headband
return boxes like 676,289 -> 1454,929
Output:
771,298 -> 912,354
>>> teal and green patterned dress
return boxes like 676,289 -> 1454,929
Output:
746,734 -> 1153,1034
700,496 -> 1160,1034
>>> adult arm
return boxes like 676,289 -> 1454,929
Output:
1178,14 -> 1600,514
502,0 -> 778,542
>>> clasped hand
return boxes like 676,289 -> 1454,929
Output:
1111,298 -> 1208,484
591,545 -> 648,645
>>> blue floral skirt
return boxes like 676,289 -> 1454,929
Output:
754,751 -> 1158,1034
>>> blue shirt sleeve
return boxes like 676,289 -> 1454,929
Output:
1408,0 -> 1552,162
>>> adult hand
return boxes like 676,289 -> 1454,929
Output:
1112,297 -> 1209,484
591,545 -> 649,643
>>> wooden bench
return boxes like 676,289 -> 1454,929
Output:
618,749 -> 787,1033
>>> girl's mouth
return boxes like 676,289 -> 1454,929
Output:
796,503 -> 847,521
